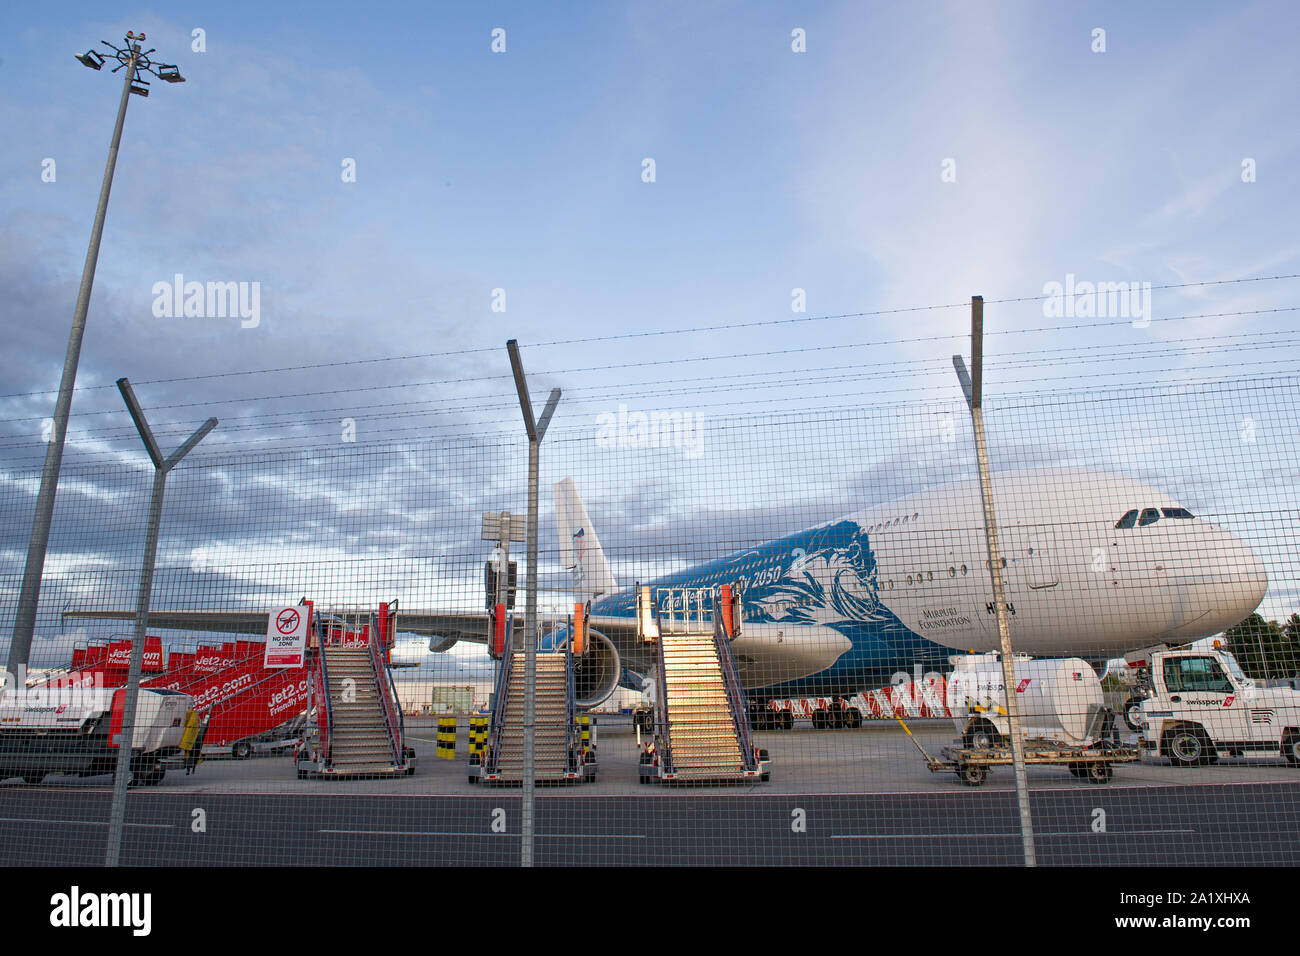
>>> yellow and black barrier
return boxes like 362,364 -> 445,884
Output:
468,716 -> 489,757
576,714 -> 595,751
437,716 -> 458,759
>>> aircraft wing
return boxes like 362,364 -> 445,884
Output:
62,608 -> 273,637
399,611 -> 640,649
61,607 -> 638,651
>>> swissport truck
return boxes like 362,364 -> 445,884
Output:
1139,647 -> 1300,766
906,654 -> 1135,785
0,680 -> 197,785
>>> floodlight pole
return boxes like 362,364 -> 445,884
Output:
105,378 -> 215,867
507,340 -> 561,869
953,295 -> 1037,867
9,33 -> 185,675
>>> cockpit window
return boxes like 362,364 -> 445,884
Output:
1115,510 -> 1138,529
1138,508 -> 1161,527
1161,507 -> 1194,519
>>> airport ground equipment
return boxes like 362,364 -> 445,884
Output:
899,652 -> 1136,785
296,603 -> 415,778
437,717 -> 457,759
0,680 -> 196,785
471,612 -> 594,785
1139,646 -> 1300,767
947,654 -> 1112,750
1112,646 -> 1162,732
469,716 -> 489,758
632,702 -> 654,733
897,715 -> 1136,787
637,585 -> 770,784
64,634 -> 311,760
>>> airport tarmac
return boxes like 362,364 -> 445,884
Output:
6,715 -> 1299,796
3,717 -> 1297,865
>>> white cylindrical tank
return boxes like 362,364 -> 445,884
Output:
948,656 -> 1103,744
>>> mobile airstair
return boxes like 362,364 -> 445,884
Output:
637,585 -> 770,784
296,603 -> 415,778
471,611 -> 594,785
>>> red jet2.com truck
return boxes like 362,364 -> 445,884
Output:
1139,646 -> 1300,767
0,678 -> 197,785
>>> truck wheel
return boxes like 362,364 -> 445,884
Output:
131,762 -> 164,787
964,719 -> 1000,750
1087,762 -> 1113,784
1122,697 -> 1145,732
1283,731 -> 1300,766
1165,727 -> 1209,767
958,763 -> 987,786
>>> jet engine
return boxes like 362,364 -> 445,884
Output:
569,629 -> 621,709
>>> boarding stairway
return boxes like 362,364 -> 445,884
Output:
638,586 -> 769,784
320,648 -> 400,773
473,611 -> 593,785
297,603 -> 414,778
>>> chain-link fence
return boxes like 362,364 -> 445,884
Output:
2,362 -> 1297,866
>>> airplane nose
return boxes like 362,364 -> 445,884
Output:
1219,534 -> 1268,617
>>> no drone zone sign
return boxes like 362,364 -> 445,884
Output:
264,605 -> 310,668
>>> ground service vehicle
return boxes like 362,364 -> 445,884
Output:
0,683 -> 197,785
948,654 -> 1110,747
1139,647 -> 1300,767
922,654 -> 1134,785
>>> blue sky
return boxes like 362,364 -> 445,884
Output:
2,1 -> 1299,663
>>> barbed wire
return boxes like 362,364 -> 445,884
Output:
1,273 -> 1296,402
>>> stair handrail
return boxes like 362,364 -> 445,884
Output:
564,623 -> 579,775
484,618 -> 514,775
368,609 -> 405,766
315,632 -> 334,767
651,591 -> 674,774
144,642 -> 267,696
712,586 -> 758,770
385,641 -> 407,761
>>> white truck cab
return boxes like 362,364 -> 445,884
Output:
1140,647 -> 1300,767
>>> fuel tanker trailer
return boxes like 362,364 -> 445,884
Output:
946,654 -> 1114,748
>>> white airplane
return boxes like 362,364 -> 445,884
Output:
531,469 -> 1268,707
64,469 -> 1267,709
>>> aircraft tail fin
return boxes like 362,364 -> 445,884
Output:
554,477 -> 618,598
